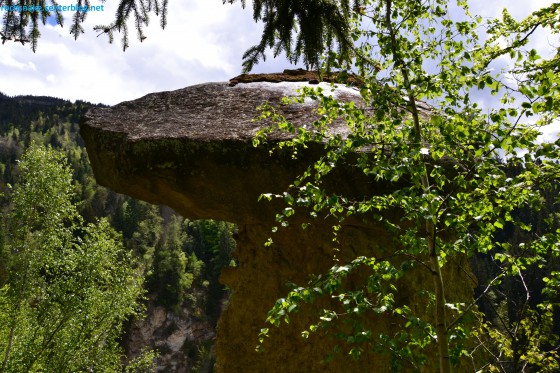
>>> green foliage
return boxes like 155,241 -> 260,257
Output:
0,144 -> 146,372
148,215 -> 236,313
254,1 -> 560,371
118,199 -> 164,277
124,349 -> 159,373
0,94 -> 237,370
152,215 -> 197,309
184,219 -> 236,323
227,0 -> 366,72
191,341 -> 216,373
0,91 -> 236,326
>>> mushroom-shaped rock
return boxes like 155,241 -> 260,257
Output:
80,81 -> 365,224
80,79 -> 473,372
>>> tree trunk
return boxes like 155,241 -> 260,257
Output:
384,1 -> 452,371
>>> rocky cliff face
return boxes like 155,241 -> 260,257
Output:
80,74 -> 474,372
124,294 -> 215,373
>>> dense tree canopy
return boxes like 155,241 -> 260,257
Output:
0,94 -> 237,372
0,144 -> 145,372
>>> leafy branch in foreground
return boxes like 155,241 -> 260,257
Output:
254,0 -> 560,371
0,144 -> 152,372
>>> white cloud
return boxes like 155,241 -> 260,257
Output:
539,121 -> 560,143
45,74 -> 56,83
0,51 -> 38,71
0,0 -> 556,106
0,0 -> 297,105
471,0 -> 554,19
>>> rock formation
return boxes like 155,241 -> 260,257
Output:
123,294 -> 215,373
80,73 -> 474,372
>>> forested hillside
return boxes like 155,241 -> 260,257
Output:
0,93 -> 235,372
1,90 -> 558,371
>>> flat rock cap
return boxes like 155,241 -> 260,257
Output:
82,81 -> 362,142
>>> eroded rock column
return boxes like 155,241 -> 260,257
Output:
80,80 -> 474,372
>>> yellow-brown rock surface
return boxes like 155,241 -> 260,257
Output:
80,76 -> 474,372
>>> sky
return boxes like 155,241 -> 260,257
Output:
0,0 -> 557,108
0,1 -> 297,105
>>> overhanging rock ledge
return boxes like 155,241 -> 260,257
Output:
80,79 -> 474,372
